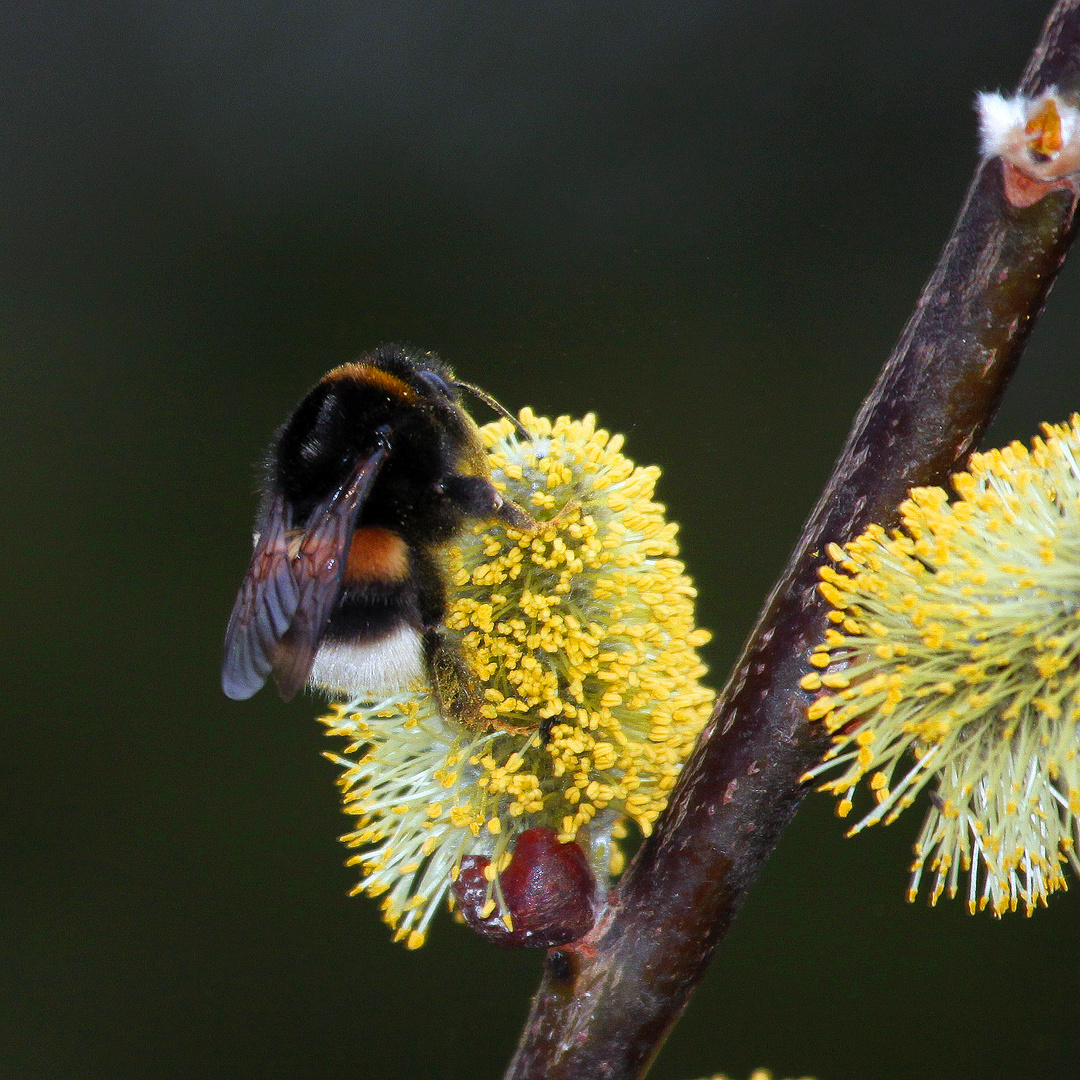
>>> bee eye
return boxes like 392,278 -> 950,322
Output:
417,370 -> 454,399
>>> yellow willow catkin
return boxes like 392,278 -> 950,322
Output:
322,410 -> 714,947
804,417 -> 1080,916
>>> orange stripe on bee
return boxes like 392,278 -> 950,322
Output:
323,363 -> 419,404
344,526 -> 410,583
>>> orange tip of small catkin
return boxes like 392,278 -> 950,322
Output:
976,88 -> 1080,207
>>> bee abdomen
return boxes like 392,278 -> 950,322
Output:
344,526 -> 411,584
309,625 -> 426,697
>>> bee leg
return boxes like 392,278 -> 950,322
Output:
424,628 -> 484,727
545,498 -> 580,529
492,494 -> 539,533
495,493 -> 581,534
441,475 -> 540,533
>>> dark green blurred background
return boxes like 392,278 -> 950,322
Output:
4,3 -> 1080,1079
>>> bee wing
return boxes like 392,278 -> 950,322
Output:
268,444 -> 388,699
221,491 -> 300,700
221,443 -> 389,701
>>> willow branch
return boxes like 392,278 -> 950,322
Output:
503,4 -> 1080,1078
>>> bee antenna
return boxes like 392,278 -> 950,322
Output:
453,380 -> 530,440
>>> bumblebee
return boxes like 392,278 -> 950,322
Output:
221,344 -> 533,723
